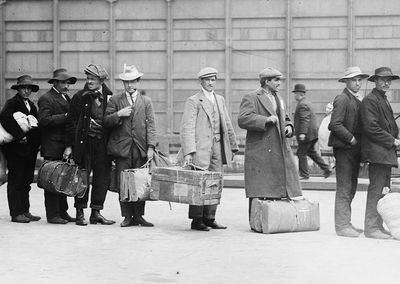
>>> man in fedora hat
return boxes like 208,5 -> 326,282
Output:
329,66 -> 369,237
38,68 -> 77,224
66,64 -> 115,226
179,67 -> 238,231
104,64 -> 156,227
293,83 -> 331,180
360,66 -> 400,239
238,67 -> 302,228
0,75 -> 41,223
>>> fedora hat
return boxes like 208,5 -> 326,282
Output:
259,67 -> 283,79
11,75 -> 39,92
198,67 -> 218,79
84,64 -> 109,80
292,84 -> 307,93
119,64 -> 143,81
48,68 -> 77,84
368,67 -> 400,82
338,66 -> 369,83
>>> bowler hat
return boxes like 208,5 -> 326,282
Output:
11,75 -> 39,92
48,68 -> 77,84
292,84 -> 307,93
198,67 -> 218,79
119,64 -> 143,81
84,64 -> 109,80
338,66 -> 369,83
368,67 -> 400,82
259,67 -> 283,79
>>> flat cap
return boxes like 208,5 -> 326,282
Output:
198,67 -> 218,79
259,67 -> 283,79
84,64 -> 109,80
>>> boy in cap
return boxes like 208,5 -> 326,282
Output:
238,67 -> 302,227
66,64 -> 115,226
293,83 -> 331,180
179,67 -> 239,231
104,64 -> 156,227
360,67 -> 400,239
329,66 -> 369,238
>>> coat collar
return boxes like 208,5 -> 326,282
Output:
196,90 -> 214,121
256,87 -> 277,116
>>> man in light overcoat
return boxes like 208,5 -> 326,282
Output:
180,67 -> 239,231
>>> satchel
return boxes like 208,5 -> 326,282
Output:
37,160 -> 88,198
120,161 -> 151,202
0,148 -> 7,186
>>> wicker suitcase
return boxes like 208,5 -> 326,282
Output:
377,192 -> 400,240
250,198 -> 320,233
150,166 -> 222,205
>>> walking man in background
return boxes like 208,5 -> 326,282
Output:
293,83 -> 331,180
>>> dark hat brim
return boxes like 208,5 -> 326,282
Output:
368,74 -> 400,82
11,84 -> 39,92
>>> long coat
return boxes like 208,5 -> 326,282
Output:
360,88 -> 399,166
104,91 -> 157,159
179,91 -> 238,169
238,87 -> 302,198
38,88 -> 70,159
66,83 -> 112,165
294,98 -> 318,142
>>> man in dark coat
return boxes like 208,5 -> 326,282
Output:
238,67 -> 302,226
66,64 -> 115,226
360,66 -> 400,239
328,66 -> 369,238
293,83 -> 331,180
0,75 -> 41,223
104,64 -> 156,228
38,68 -> 77,224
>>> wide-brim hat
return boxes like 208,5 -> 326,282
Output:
292,83 -> 307,93
11,75 -> 39,92
198,67 -> 218,79
368,67 -> 400,82
48,68 -> 77,84
338,66 -> 369,83
259,67 -> 283,79
84,64 -> 109,80
119,64 -> 143,81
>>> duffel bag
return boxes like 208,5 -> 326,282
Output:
37,160 -> 88,198
377,192 -> 400,240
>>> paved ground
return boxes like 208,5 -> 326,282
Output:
1,183 -> 400,284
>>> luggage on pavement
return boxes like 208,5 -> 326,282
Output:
120,162 -> 151,202
377,191 -> 400,240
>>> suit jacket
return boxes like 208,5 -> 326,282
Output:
104,91 -> 157,159
360,88 -> 399,166
238,87 -> 301,198
38,88 -> 70,159
0,94 -> 41,158
179,90 -> 238,169
328,88 -> 362,149
294,98 -> 318,142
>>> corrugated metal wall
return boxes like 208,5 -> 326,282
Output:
1,0 -> 400,142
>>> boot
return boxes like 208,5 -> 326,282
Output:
89,209 -> 115,225
191,218 -> 210,231
75,208 -> 88,226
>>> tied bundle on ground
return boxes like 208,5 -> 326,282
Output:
377,183 -> 400,240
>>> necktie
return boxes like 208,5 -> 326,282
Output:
24,99 -> 31,112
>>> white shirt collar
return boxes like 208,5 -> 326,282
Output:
202,87 -> 215,103
126,90 -> 138,104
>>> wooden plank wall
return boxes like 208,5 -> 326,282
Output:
1,0 -> 400,142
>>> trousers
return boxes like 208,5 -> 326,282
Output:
297,139 -> 330,178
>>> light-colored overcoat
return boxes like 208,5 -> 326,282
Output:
179,91 -> 238,169
238,87 -> 302,198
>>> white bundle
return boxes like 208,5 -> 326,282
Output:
0,112 -> 38,144
377,192 -> 400,240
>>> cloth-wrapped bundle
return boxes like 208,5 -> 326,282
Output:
377,192 -> 400,240
0,111 -> 38,144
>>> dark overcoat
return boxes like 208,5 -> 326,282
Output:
38,88 -> 70,159
294,98 -> 318,142
238,87 -> 302,198
104,91 -> 157,159
360,88 -> 399,166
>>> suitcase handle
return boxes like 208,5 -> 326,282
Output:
182,163 -> 206,171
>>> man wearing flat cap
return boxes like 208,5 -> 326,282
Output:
104,64 -> 156,227
238,67 -> 302,227
179,67 -> 239,231
329,66 -> 369,238
0,75 -> 41,223
360,66 -> 400,239
66,64 -> 115,226
293,83 -> 331,180
38,68 -> 77,224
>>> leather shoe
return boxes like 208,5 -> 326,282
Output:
299,176 -> 309,180
11,214 -> 31,223
323,170 -> 332,179
89,210 -> 115,225
336,227 -> 360,238
351,224 -> 364,234
133,216 -> 154,227
365,230 -> 391,239
24,212 -> 41,221
47,216 -> 68,224
191,218 -> 210,231
120,216 -> 136,227
60,213 -> 76,222
204,220 -> 227,229
75,209 -> 88,226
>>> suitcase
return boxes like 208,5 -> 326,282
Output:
120,167 -> 151,202
250,198 -> 320,233
377,192 -> 400,240
37,160 -> 88,198
150,166 -> 222,205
